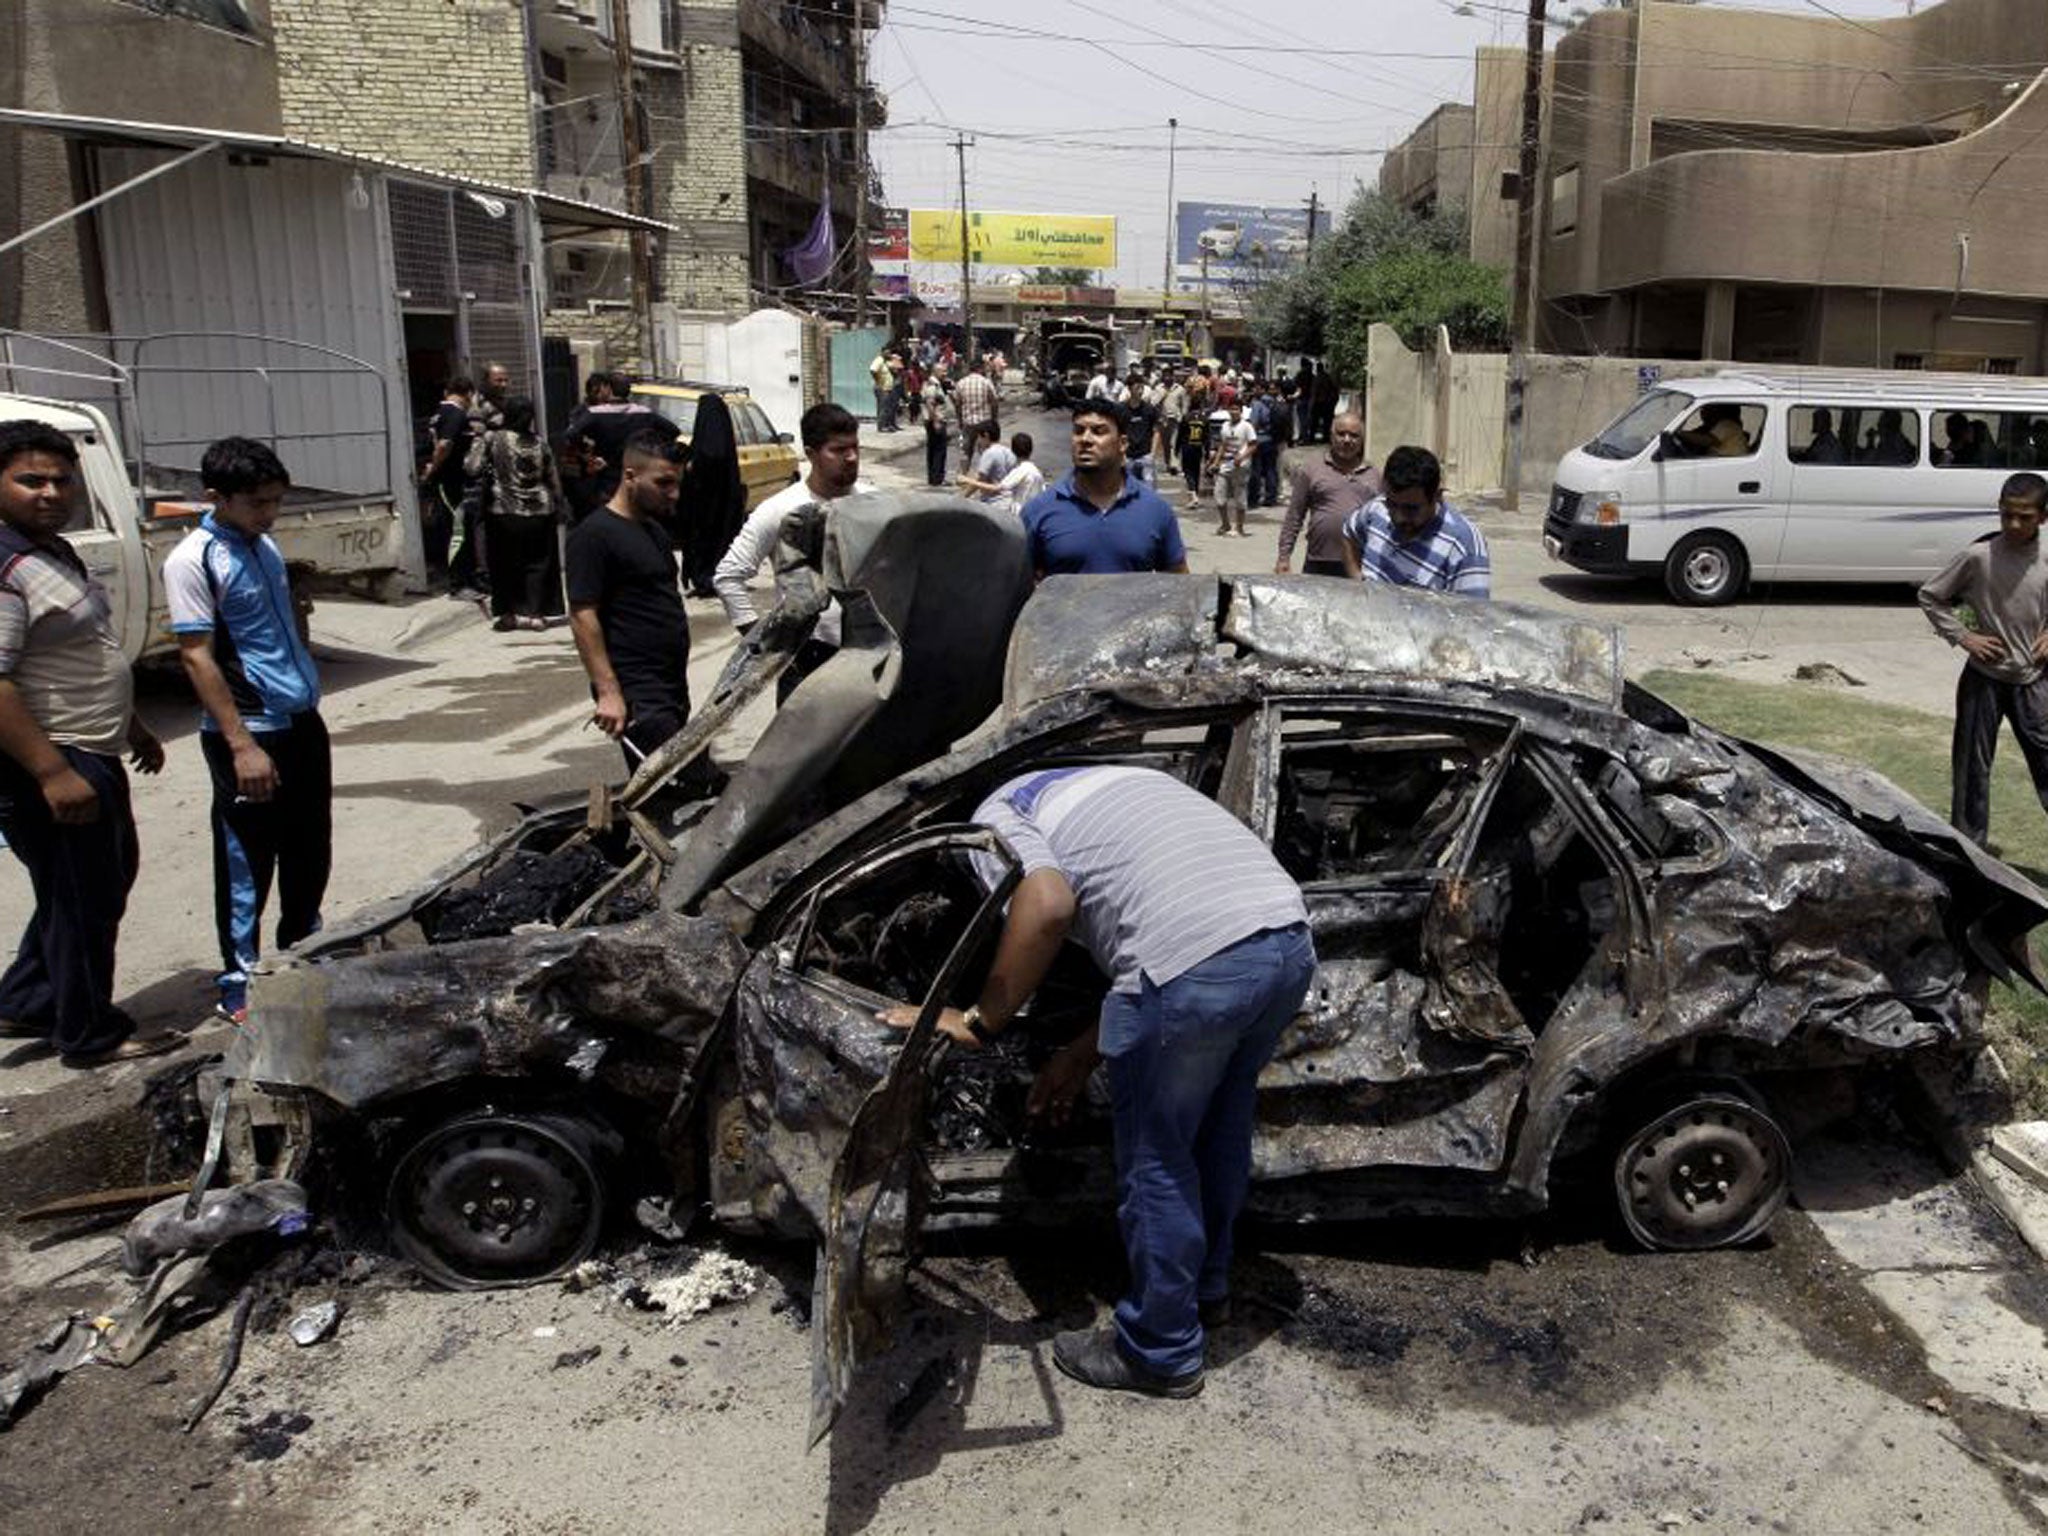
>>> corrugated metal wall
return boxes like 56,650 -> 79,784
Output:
92,147 -> 394,499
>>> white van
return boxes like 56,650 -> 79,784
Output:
1543,371 -> 2048,604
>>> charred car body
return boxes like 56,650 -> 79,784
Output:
203,495 -> 2047,1438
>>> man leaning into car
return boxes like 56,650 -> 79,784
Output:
882,764 -> 1315,1399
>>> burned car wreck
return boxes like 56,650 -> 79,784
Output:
199,494 -> 2048,1440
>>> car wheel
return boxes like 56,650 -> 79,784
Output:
1663,532 -> 1748,606
387,1110 -> 609,1289
1613,1088 -> 1791,1250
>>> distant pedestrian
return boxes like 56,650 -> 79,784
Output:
1247,385 -> 1282,509
166,436 -> 329,1027
557,373 -> 614,522
1276,412 -> 1377,578
1209,400 -> 1255,537
466,395 -> 565,631
419,374 -> 475,575
1158,371 -> 1188,482
870,349 -> 899,432
566,430 -> 689,769
570,371 -> 679,521
958,421 -> 1015,502
449,361 -> 511,600
1292,360 -> 1315,444
922,366 -> 951,487
1919,472 -> 2048,847
1341,445 -> 1490,597
1312,366 -> 1339,443
0,421 -> 173,1066
1179,397 -> 1209,506
1125,388 -> 1160,488
672,392 -> 743,599
1021,401 -> 1188,578
963,431 -> 1043,514
953,358 -> 999,473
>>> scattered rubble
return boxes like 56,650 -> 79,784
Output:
1792,661 -> 1867,688
287,1300 -> 342,1347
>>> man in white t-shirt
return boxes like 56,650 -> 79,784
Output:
1208,400 -> 1257,537
713,401 -> 872,699
962,431 -> 1045,514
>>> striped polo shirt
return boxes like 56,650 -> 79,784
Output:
1342,498 -> 1492,598
972,765 -> 1308,993
0,524 -> 133,756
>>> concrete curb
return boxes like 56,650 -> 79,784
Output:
1971,1122 -> 2048,1261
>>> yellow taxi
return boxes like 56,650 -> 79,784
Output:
628,381 -> 801,512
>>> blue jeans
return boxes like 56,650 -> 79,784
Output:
1249,442 -> 1281,507
1101,922 -> 1316,1378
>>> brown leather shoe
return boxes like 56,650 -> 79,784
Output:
61,1030 -> 184,1069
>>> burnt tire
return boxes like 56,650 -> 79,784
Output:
387,1111 -> 608,1289
1663,532 -> 1748,606
1613,1089 -> 1791,1251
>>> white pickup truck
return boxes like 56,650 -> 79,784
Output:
0,332 -> 410,659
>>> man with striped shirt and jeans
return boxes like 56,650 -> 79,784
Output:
1341,444 -> 1491,598
883,765 -> 1315,1398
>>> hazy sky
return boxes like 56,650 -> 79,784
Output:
869,0 -> 1923,288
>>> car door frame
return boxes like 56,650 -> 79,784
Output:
727,821 -> 1022,1446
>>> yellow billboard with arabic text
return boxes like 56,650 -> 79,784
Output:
908,210 -> 1117,270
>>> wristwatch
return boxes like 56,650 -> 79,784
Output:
961,1005 -> 997,1046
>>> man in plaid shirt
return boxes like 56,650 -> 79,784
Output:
1340,444 -> 1490,598
951,357 -> 998,473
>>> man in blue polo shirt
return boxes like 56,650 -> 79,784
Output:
1021,400 -> 1189,579
163,437 -> 330,1023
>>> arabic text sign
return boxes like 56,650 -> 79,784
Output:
908,210 -> 1117,270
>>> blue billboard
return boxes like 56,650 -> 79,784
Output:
1173,201 -> 1329,284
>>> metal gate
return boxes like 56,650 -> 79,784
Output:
830,326 -> 890,419
387,180 -> 537,395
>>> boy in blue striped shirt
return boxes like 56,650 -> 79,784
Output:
1341,444 -> 1491,598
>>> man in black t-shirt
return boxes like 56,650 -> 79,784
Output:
418,375 -> 474,574
565,430 -> 689,769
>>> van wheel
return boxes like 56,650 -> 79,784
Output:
1613,1087 -> 1790,1250
1664,533 -> 1747,606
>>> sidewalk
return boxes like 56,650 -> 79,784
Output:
857,420 -> 924,464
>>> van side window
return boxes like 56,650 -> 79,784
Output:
1931,411 -> 2048,470
1788,406 -> 1919,468
1671,402 -> 1763,459
1933,411 -> 1993,468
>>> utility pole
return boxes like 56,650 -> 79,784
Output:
852,0 -> 869,327
1162,117 -> 1178,295
1306,188 -> 1319,254
954,132 -> 977,363
1502,0 -> 1546,514
609,0 -> 655,369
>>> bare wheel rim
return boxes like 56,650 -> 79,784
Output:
388,1114 -> 605,1288
1614,1094 -> 1791,1251
1682,544 -> 1732,597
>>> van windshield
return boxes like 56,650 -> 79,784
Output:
1586,389 -> 1690,460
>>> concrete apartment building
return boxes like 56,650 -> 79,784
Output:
1376,46 -> 1522,272
1381,0 -> 2048,373
3,0 -> 882,399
